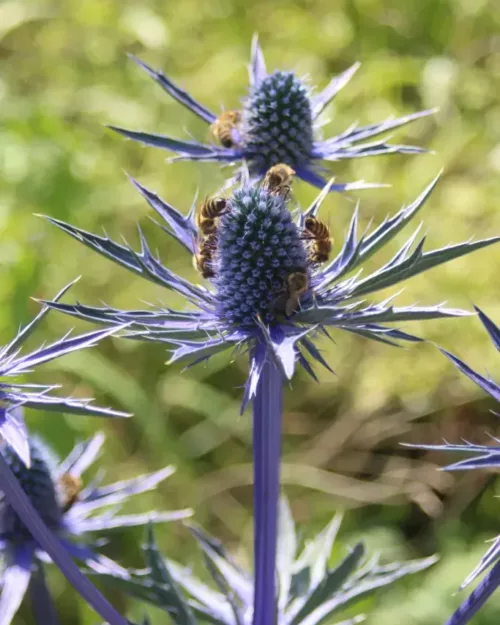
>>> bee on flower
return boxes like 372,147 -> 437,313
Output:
0,431 -> 191,625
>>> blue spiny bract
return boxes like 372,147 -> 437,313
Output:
41,171 -> 500,410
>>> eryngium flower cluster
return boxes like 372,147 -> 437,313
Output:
216,185 -> 308,326
42,173 -> 498,410
109,37 -> 434,191
0,432 -> 191,625
243,71 -> 314,174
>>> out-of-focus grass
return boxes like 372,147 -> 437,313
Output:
1,0 -> 500,622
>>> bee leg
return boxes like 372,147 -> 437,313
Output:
285,296 -> 299,317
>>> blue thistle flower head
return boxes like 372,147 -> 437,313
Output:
0,430 -> 191,625
0,283 -> 131,467
41,172 -> 499,411
243,70 -> 314,174
215,185 -> 308,326
108,36 -> 436,191
0,437 -> 61,540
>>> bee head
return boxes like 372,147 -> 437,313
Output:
288,272 -> 308,291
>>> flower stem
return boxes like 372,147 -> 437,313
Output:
444,562 -> 500,625
0,452 -> 128,625
252,356 -> 283,625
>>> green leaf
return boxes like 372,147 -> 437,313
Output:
293,514 -> 343,591
188,525 -> 253,606
288,543 -> 365,625
144,525 -> 198,625
299,555 -> 437,625
277,496 -> 297,610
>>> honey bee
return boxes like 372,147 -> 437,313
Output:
58,472 -> 82,513
210,110 -> 242,148
263,164 -> 296,198
284,271 -> 309,316
303,216 -> 332,263
193,235 -> 216,279
196,197 -> 228,237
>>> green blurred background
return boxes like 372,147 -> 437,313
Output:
1,0 -> 500,622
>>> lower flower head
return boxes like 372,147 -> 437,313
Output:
215,184 -> 309,327
0,439 -> 61,541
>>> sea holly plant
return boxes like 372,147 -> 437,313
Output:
109,36 -> 434,191
407,308 -> 500,625
94,501 -> 436,625
39,172 -> 499,625
0,431 -> 191,625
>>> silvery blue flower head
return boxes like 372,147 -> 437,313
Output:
0,282 -> 130,467
407,308 -> 500,625
40,173 -> 499,625
41,173 -> 499,410
109,36 -> 434,191
0,431 -> 191,625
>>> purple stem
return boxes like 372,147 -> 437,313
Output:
444,561 -> 500,625
0,452 -> 128,625
252,357 -> 283,625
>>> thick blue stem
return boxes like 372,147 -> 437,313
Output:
444,562 -> 500,625
252,357 -> 283,625
0,453 -> 128,625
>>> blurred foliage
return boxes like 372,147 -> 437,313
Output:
1,0 -> 500,623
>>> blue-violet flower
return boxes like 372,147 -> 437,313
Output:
0,431 -> 191,625
109,36 -> 434,191
40,173 -> 499,625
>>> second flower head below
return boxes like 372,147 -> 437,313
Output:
195,165 -> 331,328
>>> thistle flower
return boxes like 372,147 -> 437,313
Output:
406,308 -> 500,625
94,501 -> 436,625
0,431 -> 191,625
109,36 -> 434,191
0,281 -> 130,467
39,173 -> 499,625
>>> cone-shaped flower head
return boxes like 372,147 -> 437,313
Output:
41,172 -> 499,409
0,431 -> 191,625
243,71 -> 314,174
109,36 -> 435,191
216,186 -> 308,326
0,282 -> 130,466
1,438 -> 61,540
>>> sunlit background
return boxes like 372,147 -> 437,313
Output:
1,0 -> 500,622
